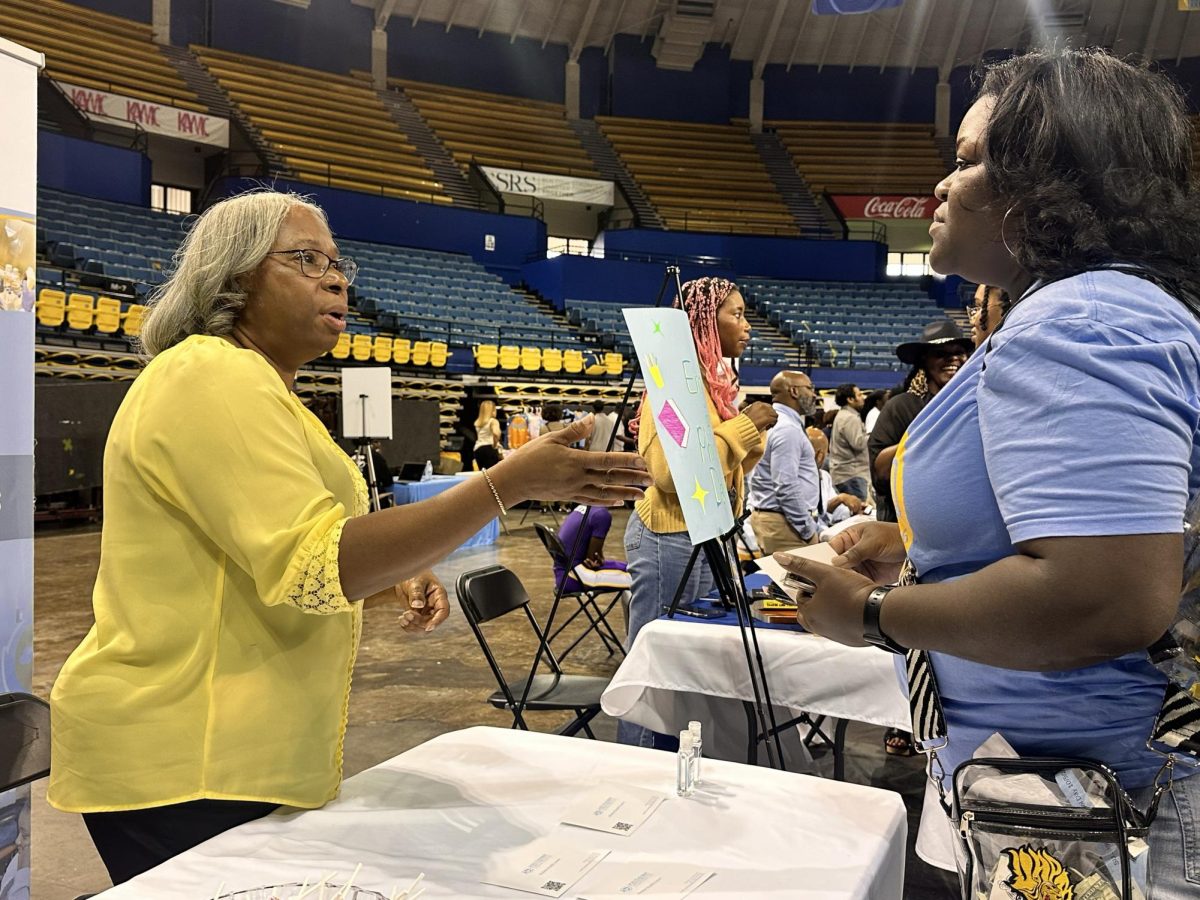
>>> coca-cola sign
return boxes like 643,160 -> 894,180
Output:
831,194 -> 938,220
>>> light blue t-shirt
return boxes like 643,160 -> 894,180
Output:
895,269 -> 1200,788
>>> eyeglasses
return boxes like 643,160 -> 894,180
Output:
267,248 -> 358,285
964,304 -> 982,321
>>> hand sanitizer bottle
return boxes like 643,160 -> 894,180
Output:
421,460 -> 433,481
676,731 -> 695,797
688,720 -> 703,785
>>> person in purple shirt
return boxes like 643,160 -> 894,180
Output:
775,49 -> 1200,895
554,505 -> 627,593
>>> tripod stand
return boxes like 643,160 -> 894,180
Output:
355,393 -> 385,513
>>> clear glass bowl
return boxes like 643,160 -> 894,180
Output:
217,885 -> 389,900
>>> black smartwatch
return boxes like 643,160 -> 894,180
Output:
863,584 -> 906,654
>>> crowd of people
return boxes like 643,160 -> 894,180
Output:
46,46 -> 1200,898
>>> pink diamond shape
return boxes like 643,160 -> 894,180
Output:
657,399 -> 689,448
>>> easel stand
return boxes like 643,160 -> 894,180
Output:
666,527 -> 788,771
510,265 -> 682,729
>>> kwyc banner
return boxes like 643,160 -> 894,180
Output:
57,81 -> 230,148
480,166 -> 615,206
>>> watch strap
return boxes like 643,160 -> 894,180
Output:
863,584 -> 906,654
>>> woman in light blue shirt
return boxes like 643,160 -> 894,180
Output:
777,48 -> 1200,896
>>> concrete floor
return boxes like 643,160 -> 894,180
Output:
29,508 -> 956,899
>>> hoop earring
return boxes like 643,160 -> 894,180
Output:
1001,206 -> 1019,259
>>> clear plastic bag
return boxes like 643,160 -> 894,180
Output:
953,758 -> 1148,900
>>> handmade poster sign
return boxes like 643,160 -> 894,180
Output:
623,307 -> 736,544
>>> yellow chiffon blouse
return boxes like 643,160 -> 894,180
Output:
49,335 -> 369,813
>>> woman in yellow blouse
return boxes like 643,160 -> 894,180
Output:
617,276 -> 777,748
48,190 -> 651,884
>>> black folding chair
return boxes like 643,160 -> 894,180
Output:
0,692 -> 50,793
456,565 -> 609,737
533,523 -> 627,661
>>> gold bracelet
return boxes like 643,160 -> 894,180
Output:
481,469 -> 508,516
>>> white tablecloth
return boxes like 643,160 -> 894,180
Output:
601,618 -> 911,759
100,726 -> 907,899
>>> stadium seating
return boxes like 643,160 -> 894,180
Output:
0,0 -> 204,111
740,277 -> 944,369
769,121 -> 945,196
595,116 -> 796,236
192,46 -> 449,204
397,79 -> 596,178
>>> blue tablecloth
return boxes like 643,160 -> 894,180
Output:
392,474 -> 500,549
661,572 -> 804,632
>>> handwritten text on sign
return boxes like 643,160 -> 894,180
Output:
56,82 -> 230,148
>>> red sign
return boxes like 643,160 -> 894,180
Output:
831,194 -> 937,220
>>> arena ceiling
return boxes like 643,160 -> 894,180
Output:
352,0 -> 1200,74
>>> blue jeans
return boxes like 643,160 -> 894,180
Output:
1134,768 -> 1200,897
616,515 -> 714,748
835,475 -> 869,502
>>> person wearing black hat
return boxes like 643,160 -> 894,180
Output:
868,320 -> 972,522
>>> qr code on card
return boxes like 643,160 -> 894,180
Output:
541,880 -> 566,892
613,821 -> 633,831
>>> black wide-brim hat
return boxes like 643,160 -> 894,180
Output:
896,319 -> 974,366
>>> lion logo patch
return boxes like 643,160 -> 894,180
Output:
1004,845 -> 1074,900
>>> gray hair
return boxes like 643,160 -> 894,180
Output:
139,189 -> 328,357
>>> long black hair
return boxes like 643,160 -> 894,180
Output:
978,48 -> 1200,320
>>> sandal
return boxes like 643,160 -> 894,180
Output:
884,727 -> 916,757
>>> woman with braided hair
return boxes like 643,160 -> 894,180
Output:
618,276 -> 777,748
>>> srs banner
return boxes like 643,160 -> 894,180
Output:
480,166 -> 615,206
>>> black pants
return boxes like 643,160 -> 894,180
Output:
474,445 -> 501,469
83,798 -> 277,885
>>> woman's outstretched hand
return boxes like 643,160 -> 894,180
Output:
497,414 -> 652,507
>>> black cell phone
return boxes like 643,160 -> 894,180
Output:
749,587 -> 772,601
663,603 -> 725,620
784,572 -> 818,594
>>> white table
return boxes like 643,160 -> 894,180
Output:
100,726 -> 907,899
601,618 -> 911,771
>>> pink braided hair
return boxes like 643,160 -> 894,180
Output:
680,276 -> 741,420
629,276 -> 741,439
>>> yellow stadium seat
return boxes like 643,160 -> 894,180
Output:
430,341 -> 448,367
122,303 -> 146,337
604,352 -> 624,376
393,338 -> 412,364
475,344 -> 499,369
563,349 -> 584,374
411,341 -> 432,366
520,346 -> 541,372
330,332 -> 351,359
498,345 -> 520,371
372,335 -> 393,363
94,297 -> 122,334
351,333 -> 373,362
541,347 -> 563,373
66,293 -> 95,331
36,289 -> 66,328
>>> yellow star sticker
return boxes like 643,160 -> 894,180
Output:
691,477 -> 709,511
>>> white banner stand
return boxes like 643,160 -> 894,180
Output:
0,35 -> 44,900
340,366 -> 393,511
